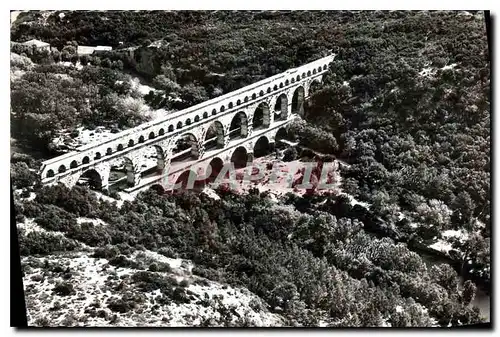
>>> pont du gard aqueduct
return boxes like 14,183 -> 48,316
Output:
39,54 -> 335,192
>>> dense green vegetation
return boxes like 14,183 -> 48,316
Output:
11,10 -> 490,326
16,185 -> 483,326
10,55 -> 148,153
302,10 -> 490,285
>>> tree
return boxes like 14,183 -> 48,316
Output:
462,280 -> 477,305
212,87 -> 223,97
283,147 -> 298,162
160,63 -> 177,81
61,45 -> 76,62
70,54 -> 79,65
269,281 -> 300,312
101,58 -> 111,68
450,232 -> 486,269
179,84 -> 208,107
113,60 -> 124,70
11,162 -> 38,189
152,74 -> 180,94
451,191 -> 475,226
80,54 -> 89,66
414,199 -> 452,234
430,264 -> 459,294
287,119 -> 338,154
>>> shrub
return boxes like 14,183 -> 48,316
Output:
34,185 -> 101,217
116,243 -> 134,255
69,129 -> 80,138
30,274 -> 44,282
172,287 -> 190,304
11,152 -> 36,167
50,301 -> 62,311
34,205 -> 77,232
158,246 -> 178,259
107,299 -> 132,313
131,271 -> 178,295
110,191 -> 121,200
62,272 -> 73,280
15,213 -> 26,224
156,262 -> 172,273
97,310 -> 109,319
300,149 -> 316,160
179,279 -> 190,288
11,162 -> 38,189
53,282 -> 76,296
20,189 -> 31,198
193,278 -> 210,287
34,316 -> 51,327
66,222 -> 112,247
283,147 -> 298,162
93,245 -> 120,259
19,231 -> 78,256
148,263 -> 159,272
108,255 -> 141,269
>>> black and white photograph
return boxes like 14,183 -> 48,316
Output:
9,8 -> 491,328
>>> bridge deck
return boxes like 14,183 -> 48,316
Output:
78,55 -> 334,149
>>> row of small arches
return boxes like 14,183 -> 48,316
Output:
205,64 -> 327,120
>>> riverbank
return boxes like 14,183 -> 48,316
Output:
414,246 -> 491,323
358,214 -> 491,322
316,163 -> 491,323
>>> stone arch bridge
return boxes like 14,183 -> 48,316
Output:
39,54 -> 335,192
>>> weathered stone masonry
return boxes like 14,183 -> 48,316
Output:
38,54 -> 335,191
